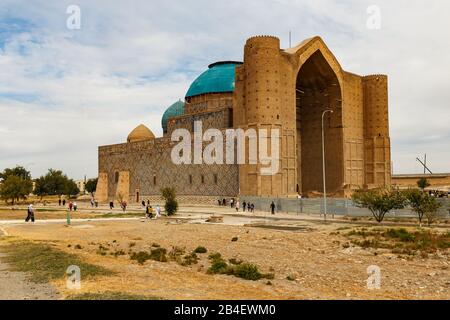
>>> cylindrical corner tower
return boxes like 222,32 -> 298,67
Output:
363,74 -> 391,187
243,36 -> 282,125
238,36 -> 284,197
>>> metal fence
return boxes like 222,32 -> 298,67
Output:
240,196 -> 450,218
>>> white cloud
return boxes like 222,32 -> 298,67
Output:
0,0 -> 449,179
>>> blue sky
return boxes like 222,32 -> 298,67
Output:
0,0 -> 449,179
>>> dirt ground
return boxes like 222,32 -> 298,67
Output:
1,217 -> 448,300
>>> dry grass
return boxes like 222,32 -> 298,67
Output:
1,240 -> 114,283
346,227 -> 450,255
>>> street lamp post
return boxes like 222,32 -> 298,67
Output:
322,109 -> 334,221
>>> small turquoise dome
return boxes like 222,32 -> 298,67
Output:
162,100 -> 185,133
185,61 -> 243,98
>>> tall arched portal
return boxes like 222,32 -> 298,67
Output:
296,51 -> 344,194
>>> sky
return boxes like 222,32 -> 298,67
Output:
0,0 -> 449,179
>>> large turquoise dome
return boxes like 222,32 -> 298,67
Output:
162,100 -> 185,134
185,61 -> 243,98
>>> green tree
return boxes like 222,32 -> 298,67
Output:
33,176 -> 49,200
352,188 -> 407,223
0,175 -> 33,204
417,178 -> 431,191
85,178 -> 98,196
34,169 -> 79,198
65,179 -> 80,198
0,166 -> 32,181
406,189 -> 442,227
161,187 -> 178,216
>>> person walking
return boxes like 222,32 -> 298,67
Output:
58,199 -> 62,206
251,203 -> 255,213
94,199 -> 98,208
73,202 -> 78,212
141,200 -> 146,208
62,199 -> 66,207
25,204 -> 35,223
69,201 -> 73,212
270,201 -> 276,215
90,198 -> 95,208
109,201 -> 114,210
242,201 -> 247,212
121,201 -> 127,213
235,200 -> 240,212
155,205 -> 161,218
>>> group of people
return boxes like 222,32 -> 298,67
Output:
90,198 -> 99,208
57,198 -> 79,211
108,200 -> 128,212
142,200 -> 161,220
235,200 -> 256,213
218,198 -> 256,213
218,198 -> 277,215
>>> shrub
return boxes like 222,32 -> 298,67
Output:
208,252 -> 222,262
232,263 -> 262,281
231,237 -> 238,242
385,228 -> 415,242
149,248 -> 168,262
74,244 -> 82,250
168,246 -> 185,262
181,252 -> 199,266
151,243 -> 161,248
194,246 -> 207,254
161,187 -> 178,216
130,251 -> 152,265
417,178 -> 431,190
208,260 -> 230,274
286,275 -> 296,281
113,250 -> 126,257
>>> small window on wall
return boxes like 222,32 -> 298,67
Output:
214,174 -> 218,185
201,175 -> 205,184
189,175 -> 193,185
153,175 -> 157,185
114,172 -> 119,183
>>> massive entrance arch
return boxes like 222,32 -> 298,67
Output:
234,35 -> 391,198
296,51 -> 344,194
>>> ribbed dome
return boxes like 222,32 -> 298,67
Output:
185,61 -> 242,98
127,124 -> 155,143
161,100 -> 185,134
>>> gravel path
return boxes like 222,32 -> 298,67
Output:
0,228 -> 60,300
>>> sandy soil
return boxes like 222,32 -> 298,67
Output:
1,217 -> 448,300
